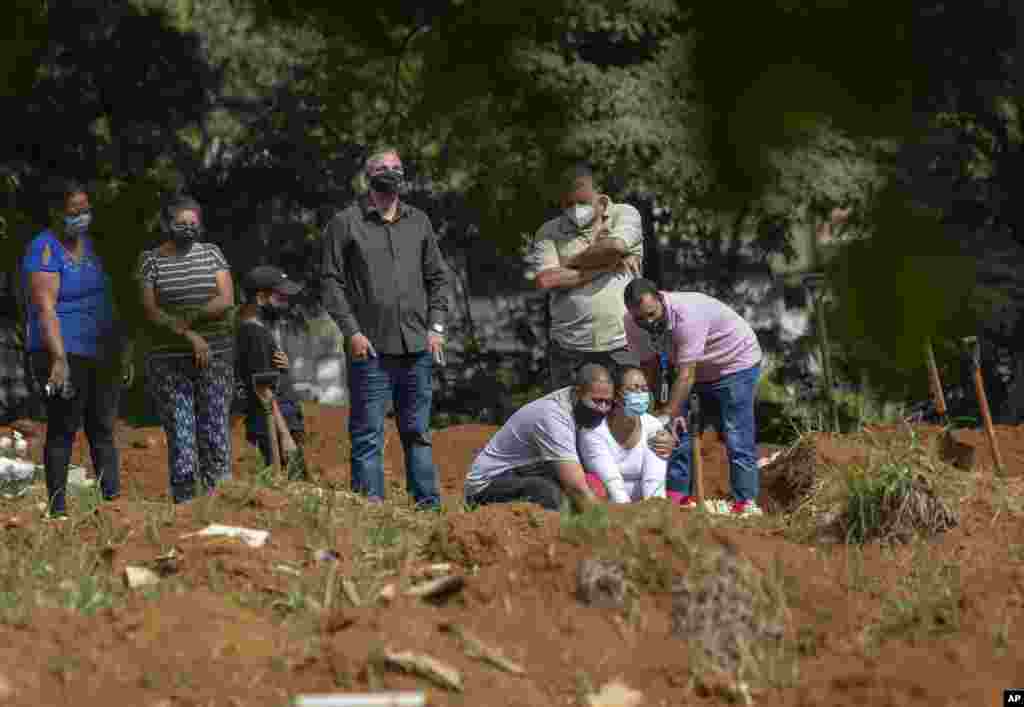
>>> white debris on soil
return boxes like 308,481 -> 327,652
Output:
0,455 -> 40,498
404,575 -> 465,600
125,566 -> 161,589
293,692 -> 426,707
757,451 -> 782,468
585,680 -> 644,707
182,524 -> 270,548
698,498 -> 764,516
382,650 -> 463,692
67,465 -> 94,489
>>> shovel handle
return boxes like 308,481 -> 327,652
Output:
963,337 -> 1005,475
925,338 -> 947,418
689,393 -> 704,503
264,402 -> 282,475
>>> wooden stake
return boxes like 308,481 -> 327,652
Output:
924,338 -> 947,420
963,337 -> 1005,475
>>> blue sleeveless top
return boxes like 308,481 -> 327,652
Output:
22,230 -> 114,359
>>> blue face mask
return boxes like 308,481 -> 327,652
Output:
622,391 -> 651,417
63,210 -> 92,237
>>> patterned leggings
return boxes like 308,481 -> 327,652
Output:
146,354 -> 234,503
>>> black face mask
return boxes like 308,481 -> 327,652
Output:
574,399 -> 609,429
171,223 -> 200,248
368,168 -> 404,194
259,303 -> 286,322
640,317 -> 667,337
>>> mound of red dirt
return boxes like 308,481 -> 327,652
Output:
1,406 -> 1024,706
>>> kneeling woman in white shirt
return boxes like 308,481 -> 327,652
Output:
579,366 -> 668,503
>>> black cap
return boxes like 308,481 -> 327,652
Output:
243,265 -> 303,296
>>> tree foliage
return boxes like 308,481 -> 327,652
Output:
1,0 -> 1022,420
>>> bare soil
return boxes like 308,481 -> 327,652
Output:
0,407 -> 1021,706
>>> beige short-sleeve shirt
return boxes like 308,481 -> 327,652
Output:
523,201 -> 643,352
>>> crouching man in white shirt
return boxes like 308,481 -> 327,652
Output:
578,365 -> 668,503
464,364 -> 614,512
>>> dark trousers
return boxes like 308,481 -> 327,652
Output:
548,342 -> 636,391
466,462 -> 563,511
30,352 -> 120,514
348,352 -> 440,506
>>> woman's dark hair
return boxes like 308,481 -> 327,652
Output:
50,179 -> 88,210
63,180 -> 88,203
159,193 -> 202,235
613,364 -> 646,391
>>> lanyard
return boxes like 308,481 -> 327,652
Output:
657,352 -> 670,404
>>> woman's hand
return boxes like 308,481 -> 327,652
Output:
648,428 -> 676,460
186,331 -> 210,369
272,350 -> 290,369
47,356 -> 69,395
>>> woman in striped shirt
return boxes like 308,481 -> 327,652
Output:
137,194 -> 235,503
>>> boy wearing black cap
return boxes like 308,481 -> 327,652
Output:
236,265 -> 307,479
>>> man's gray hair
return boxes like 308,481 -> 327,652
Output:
575,363 -> 612,388
365,145 -> 401,171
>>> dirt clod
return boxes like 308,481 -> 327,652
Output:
671,550 -> 785,676
577,558 -> 629,608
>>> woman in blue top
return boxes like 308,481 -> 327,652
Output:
23,181 -> 130,519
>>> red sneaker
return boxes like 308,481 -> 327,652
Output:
729,500 -> 764,517
676,494 -> 698,508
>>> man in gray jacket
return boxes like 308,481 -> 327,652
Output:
320,147 -> 449,508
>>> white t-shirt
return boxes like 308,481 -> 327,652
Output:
465,387 -> 579,497
578,414 -> 668,503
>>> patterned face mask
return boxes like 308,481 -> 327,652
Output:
64,210 -> 92,237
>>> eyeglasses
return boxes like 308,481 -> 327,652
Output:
585,398 -> 613,411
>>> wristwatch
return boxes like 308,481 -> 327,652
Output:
431,323 -> 445,335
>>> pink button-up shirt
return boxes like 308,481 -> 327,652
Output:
624,291 -> 762,383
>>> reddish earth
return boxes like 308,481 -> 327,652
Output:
0,407 -> 1022,706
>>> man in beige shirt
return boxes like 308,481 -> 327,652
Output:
523,163 -> 644,389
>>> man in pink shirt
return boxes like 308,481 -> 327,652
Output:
623,279 -> 763,516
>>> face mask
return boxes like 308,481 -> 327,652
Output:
259,302 -> 287,322
622,391 -> 651,417
171,223 -> 200,247
368,167 -> 404,194
574,398 -> 610,429
566,203 -> 596,229
64,210 -> 92,238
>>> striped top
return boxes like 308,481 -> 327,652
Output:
137,242 -> 234,359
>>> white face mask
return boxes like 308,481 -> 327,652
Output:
566,203 -> 596,228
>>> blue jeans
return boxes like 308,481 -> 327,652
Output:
348,352 -> 440,507
667,364 -> 760,503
